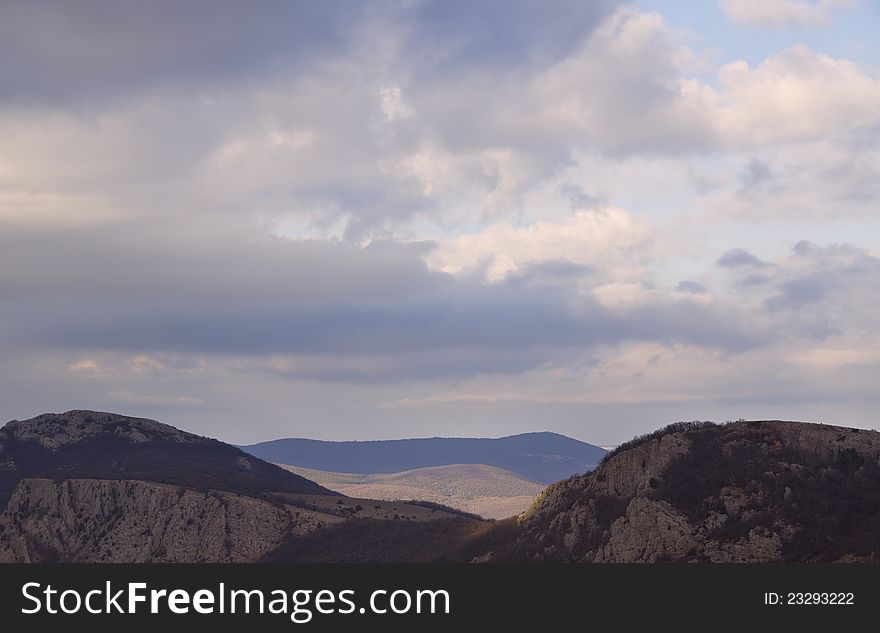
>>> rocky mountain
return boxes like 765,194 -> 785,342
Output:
262,420 -> 880,563
6,414 -> 880,563
512,420 -> 880,562
278,463 -> 545,520
0,479 -> 328,562
0,411 -> 464,562
0,410 -> 332,513
241,431 -> 606,484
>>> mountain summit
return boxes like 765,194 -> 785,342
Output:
0,410 -> 331,511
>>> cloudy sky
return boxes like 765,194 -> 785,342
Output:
2,0 -> 879,444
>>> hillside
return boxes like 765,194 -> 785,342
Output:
278,463 -> 545,519
263,420 -> 880,563
242,432 -> 606,484
0,410 -> 469,562
512,420 -> 880,562
0,410 -> 332,512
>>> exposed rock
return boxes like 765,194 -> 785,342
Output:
594,497 -> 696,563
1,410 -> 200,450
702,529 -> 782,563
0,478 -> 339,563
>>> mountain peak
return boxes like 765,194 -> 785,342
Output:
0,410 -> 332,512
2,410 -> 203,450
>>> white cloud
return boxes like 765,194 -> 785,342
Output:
67,358 -> 104,374
714,47 -> 880,146
425,207 -> 655,281
377,84 -> 413,122
719,0 -> 857,28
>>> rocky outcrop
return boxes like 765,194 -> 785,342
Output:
0,410 -> 201,452
0,478 -> 339,562
594,497 -> 697,563
512,420 -> 880,563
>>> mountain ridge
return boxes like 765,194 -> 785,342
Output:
241,431 -> 606,484
0,410 -> 333,512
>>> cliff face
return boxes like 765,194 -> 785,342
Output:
515,420 -> 880,562
0,478 -> 339,563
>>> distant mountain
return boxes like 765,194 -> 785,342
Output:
241,431 -> 606,484
0,410 -> 332,512
278,463 -> 545,520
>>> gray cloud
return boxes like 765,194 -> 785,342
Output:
737,157 -> 774,197
0,1 -> 366,103
0,222 -> 762,380
717,248 -> 767,268
676,280 -> 708,294
401,0 -> 619,75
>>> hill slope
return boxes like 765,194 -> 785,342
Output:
278,463 -> 545,519
242,432 -> 606,484
0,410 -> 332,512
513,420 -> 880,562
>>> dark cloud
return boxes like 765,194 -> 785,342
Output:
0,0 -> 365,103
401,0 -> 619,75
0,0 -> 618,107
737,157 -> 773,197
759,242 -> 880,338
717,248 -> 766,268
676,280 -> 708,294
0,221 -> 762,382
765,275 -> 829,310
792,240 -> 819,257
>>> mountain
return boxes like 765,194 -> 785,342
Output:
511,420 -> 880,562
0,410 -> 331,512
0,410 -> 466,562
262,420 -> 880,563
8,415 -> 880,563
277,463 -> 545,520
241,431 -> 606,484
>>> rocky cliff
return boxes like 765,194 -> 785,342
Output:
0,478 -> 338,562
513,420 -> 880,562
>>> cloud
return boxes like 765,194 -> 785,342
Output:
425,207 -> 655,281
737,158 -> 774,196
676,280 -> 708,294
717,248 -> 766,268
714,47 -> 880,147
0,1 -> 367,103
1,2 -> 878,442
719,0 -> 857,28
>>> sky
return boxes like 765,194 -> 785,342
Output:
1,0 -> 879,445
